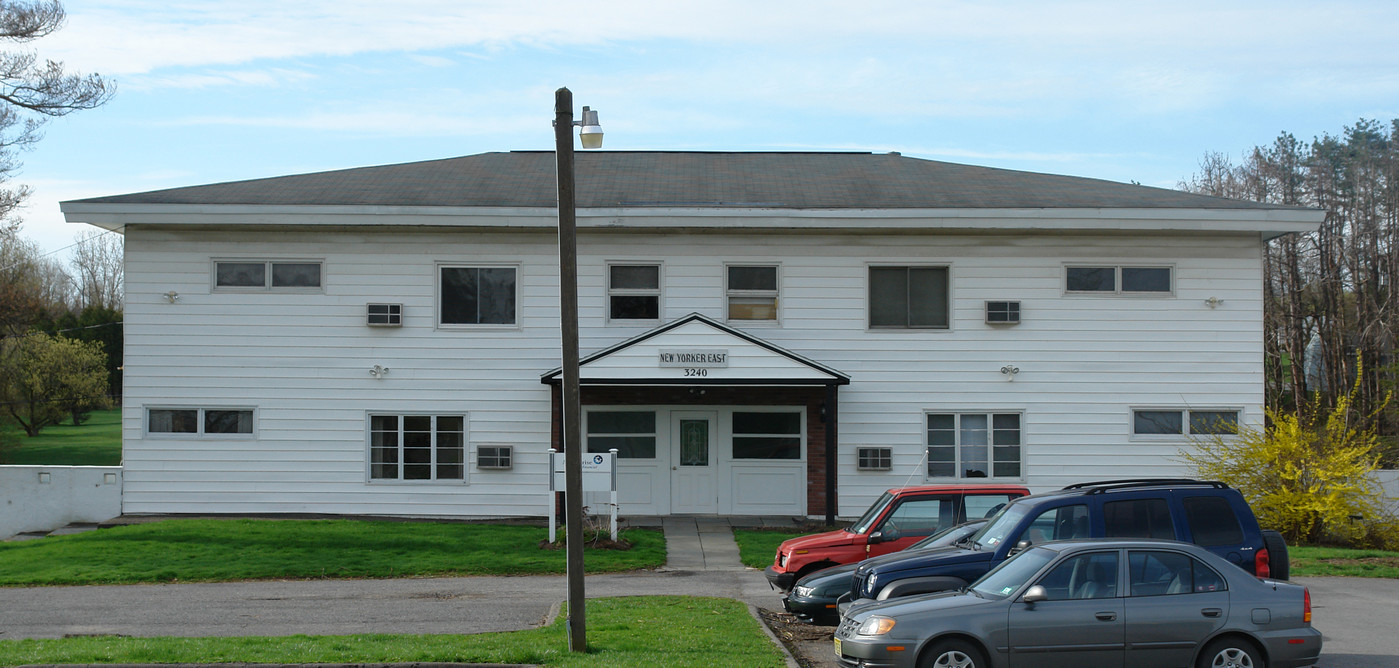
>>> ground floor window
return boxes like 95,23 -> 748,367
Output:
586,410 -> 657,458
147,407 -> 254,436
368,414 -> 465,481
927,412 -> 1021,479
1133,409 -> 1239,436
732,411 -> 802,459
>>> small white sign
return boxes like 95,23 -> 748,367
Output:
550,451 -> 615,492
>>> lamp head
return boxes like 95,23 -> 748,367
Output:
578,106 -> 603,149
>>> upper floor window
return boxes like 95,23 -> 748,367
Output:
927,411 -> 1021,479
609,264 -> 660,321
1066,265 -> 1172,294
870,265 -> 949,329
215,260 -> 322,290
1133,409 -> 1239,437
727,265 -> 778,322
440,265 -> 516,326
148,407 -> 255,437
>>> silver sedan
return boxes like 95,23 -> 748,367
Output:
834,538 -> 1321,668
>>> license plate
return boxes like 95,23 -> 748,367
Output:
833,637 -> 842,656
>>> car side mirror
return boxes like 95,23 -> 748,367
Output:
868,531 -> 884,544
1009,539 -> 1030,555
1023,585 -> 1047,604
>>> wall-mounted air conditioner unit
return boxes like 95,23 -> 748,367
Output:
985,301 -> 1021,325
367,303 -> 403,327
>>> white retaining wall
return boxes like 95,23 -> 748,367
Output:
0,466 -> 123,539
1378,469 -> 1399,516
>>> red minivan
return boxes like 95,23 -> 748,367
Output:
764,484 -> 1029,591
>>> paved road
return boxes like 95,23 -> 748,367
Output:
1299,576 -> 1399,667
1,519 -> 1395,668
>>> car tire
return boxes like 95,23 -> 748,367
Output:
1197,636 -> 1263,668
1262,529 -> 1290,580
920,638 -> 987,668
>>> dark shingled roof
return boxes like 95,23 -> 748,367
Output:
70,151 -> 1286,210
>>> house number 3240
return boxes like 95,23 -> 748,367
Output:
683,368 -> 708,377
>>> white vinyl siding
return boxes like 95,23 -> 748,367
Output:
120,225 -> 1264,517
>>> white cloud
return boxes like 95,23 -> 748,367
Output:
44,1 -> 1399,78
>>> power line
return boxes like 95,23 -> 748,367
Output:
1,224 -> 126,273
0,320 -> 122,342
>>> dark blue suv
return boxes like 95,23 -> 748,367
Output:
846,479 -> 1288,604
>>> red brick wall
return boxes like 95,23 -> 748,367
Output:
547,384 -> 831,515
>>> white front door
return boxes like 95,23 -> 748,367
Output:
671,411 -> 717,513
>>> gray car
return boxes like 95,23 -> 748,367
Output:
834,538 -> 1320,668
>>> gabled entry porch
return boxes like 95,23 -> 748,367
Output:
543,313 -> 850,519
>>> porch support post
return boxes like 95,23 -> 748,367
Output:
825,382 -> 839,525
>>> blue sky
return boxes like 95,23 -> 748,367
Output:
16,0 -> 1399,254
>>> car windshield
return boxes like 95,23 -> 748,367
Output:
969,546 -> 1056,599
969,502 -> 1032,550
848,492 -> 895,534
908,521 -> 981,550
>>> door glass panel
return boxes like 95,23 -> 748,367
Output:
679,419 -> 709,466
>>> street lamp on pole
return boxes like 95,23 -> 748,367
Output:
553,86 -> 601,653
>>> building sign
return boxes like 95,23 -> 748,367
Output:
658,349 -> 729,368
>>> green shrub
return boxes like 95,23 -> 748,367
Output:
1182,379 -> 1398,547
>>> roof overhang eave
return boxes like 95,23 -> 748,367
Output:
59,202 -> 1326,237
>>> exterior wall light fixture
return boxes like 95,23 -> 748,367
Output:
1000,365 -> 1020,381
369,364 -> 390,378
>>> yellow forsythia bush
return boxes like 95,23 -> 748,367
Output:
1182,388 -> 1397,548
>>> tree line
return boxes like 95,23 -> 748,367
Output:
0,0 -> 113,456
1,228 -> 121,442
1180,118 -> 1399,466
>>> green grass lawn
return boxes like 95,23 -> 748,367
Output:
734,528 -> 808,568
1292,545 -> 1399,578
0,595 -> 786,667
2,408 -> 122,466
0,519 -> 665,586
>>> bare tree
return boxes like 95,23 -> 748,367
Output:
70,229 -> 120,309
0,0 -> 112,225
1183,119 -> 1399,465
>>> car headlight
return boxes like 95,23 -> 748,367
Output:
778,553 -> 787,567
857,616 -> 897,636
794,585 -> 814,597
864,573 -> 878,594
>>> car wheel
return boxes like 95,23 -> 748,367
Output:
920,638 -> 987,668
1197,637 -> 1264,668
1262,529 -> 1290,580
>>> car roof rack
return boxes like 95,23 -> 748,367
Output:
1061,478 -> 1228,494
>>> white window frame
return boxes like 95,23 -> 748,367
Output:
924,410 -> 1024,480
724,263 -> 780,325
1064,264 -> 1175,296
435,262 -> 520,330
867,263 -> 953,331
365,412 -> 469,484
145,406 -> 257,439
211,259 -> 324,292
606,262 -> 663,324
1131,407 -> 1242,440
